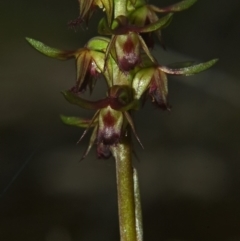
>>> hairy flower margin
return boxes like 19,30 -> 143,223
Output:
26,0 -> 218,159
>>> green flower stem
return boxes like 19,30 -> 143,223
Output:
113,0 -> 127,18
111,135 -> 137,241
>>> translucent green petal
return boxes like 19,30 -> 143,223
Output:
60,115 -> 96,128
132,67 -> 155,99
139,13 -> 173,33
128,6 -> 148,26
101,0 -> 113,26
86,36 -> 110,51
159,59 -> 218,76
26,37 -> 74,60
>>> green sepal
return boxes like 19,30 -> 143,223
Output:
159,59 -> 218,76
61,91 -> 102,110
149,0 -> 197,13
60,115 -> 96,128
124,111 -> 143,148
86,36 -> 110,52
74,49 -> 105,91
80,125 -> 98,161
118,99 -> 140,111
75,50 -> 92,89
99,13 -> 173,35
127,0 -> 145,11
62,90 -> 139,111
139,13 -> 173,33
128,5 -> 148,27
79,0 -> 93,21
138,34 -> 156,64
89,50 -> 106,73
132,67 -> 155,99
104,54 -> 131,86
25,37 -> 74,60
77,111 -> 100,144
98,17 -> 112,35
101,0 -> 113,26
151,69 -> 169,109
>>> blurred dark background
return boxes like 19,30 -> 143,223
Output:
1,0 -> 240,240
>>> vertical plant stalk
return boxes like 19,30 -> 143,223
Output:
111,134 -> 137,241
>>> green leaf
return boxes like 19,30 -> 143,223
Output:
60,115 -> 96,128
159,59 -> 219,76
26,37 -> 74,60
139,13 -> 173,33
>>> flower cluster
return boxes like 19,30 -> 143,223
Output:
26,0 -> 217,159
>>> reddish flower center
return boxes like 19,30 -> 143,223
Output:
98,111 -> 120,145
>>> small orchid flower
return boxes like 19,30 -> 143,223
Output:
61,85 -> 142,159
132,58 -> 218,110
98,13 -> 173,72
69,0 -> 113,27
97,106 -> 124,145
128,0 -> 197,47
26,37 -> 110,93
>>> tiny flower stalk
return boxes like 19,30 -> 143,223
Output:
26,0 -> 218,240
